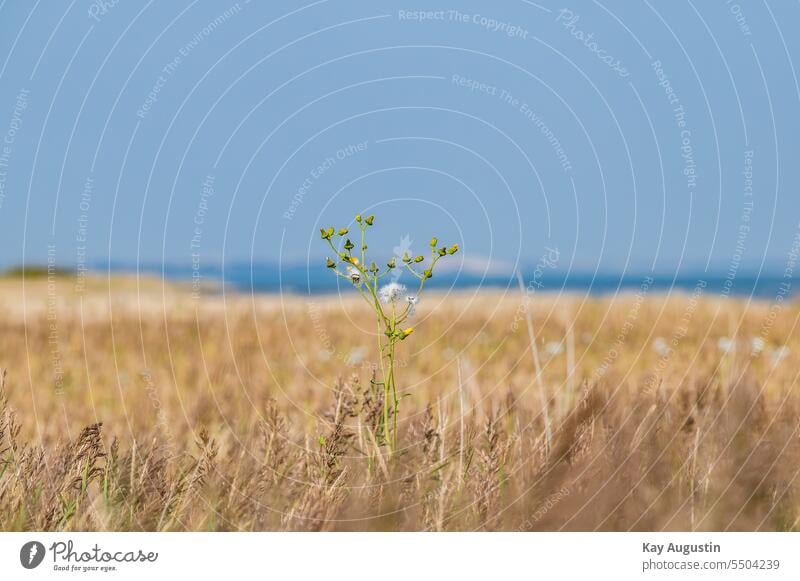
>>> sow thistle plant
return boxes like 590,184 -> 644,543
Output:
320,214 -> 458,455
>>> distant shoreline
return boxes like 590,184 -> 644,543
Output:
2,264 -> 794,301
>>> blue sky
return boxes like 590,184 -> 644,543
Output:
0,0 -> 798,277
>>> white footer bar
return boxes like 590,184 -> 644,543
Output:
2,532 -> 797,580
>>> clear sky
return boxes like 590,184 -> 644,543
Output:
0,1 -> 798,277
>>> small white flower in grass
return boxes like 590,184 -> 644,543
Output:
379,282 -> 405,304
717,337 -> 735,353
545,341 -> 564,357
750,337 -> 765,356
652,337 -> 671,357
770,346 -> 790,365
347,347 -> 367,366
347,266 -> 361,285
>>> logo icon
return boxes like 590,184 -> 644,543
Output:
20,541 -> 45,569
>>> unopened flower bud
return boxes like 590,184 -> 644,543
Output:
338,227 -> 349,236
326,257 -> 335,268
430,237 -> 438,247
414,255 -> 424,263
344,239 -> 355,251
447,244 -> 459,255
437,247 -> 446,256
402,252 -> 411,263
365,215 -> 374,225
423,269 -> 432,279
355,214 -> 362,223
387,259 -> 396,269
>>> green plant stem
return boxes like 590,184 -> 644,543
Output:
360,223 -> 366,266
372,273 -> 393,456
390,302 -> 399,451
376,317 -> 391,456
389,337 -> 398,451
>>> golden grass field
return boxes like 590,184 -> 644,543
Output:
1,273 -> 800,531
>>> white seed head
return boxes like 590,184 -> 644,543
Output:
405,294 -> 419,316
347,266 -> 362,285
379,282 -> 406,304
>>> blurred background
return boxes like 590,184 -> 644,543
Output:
0,0 -> 797,296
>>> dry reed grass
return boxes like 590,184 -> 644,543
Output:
1,274 -> 799,531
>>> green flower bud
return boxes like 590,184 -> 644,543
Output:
402,252 -> 411,263
355,214 -> 362,223
338,227 -> 349,236
344,239 -> 355,251
430,237 -> 438,247
320,228 -> 329,240
423,269 -> 433,279
437,247 -> 446,257
387,258 -> 396,269
326,227 -> 335,237
365,215 -> 374,225
370,262 -> 378,273
414,255 -> 424,263
326,257 -> 335,268
447,244 -> 459,255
